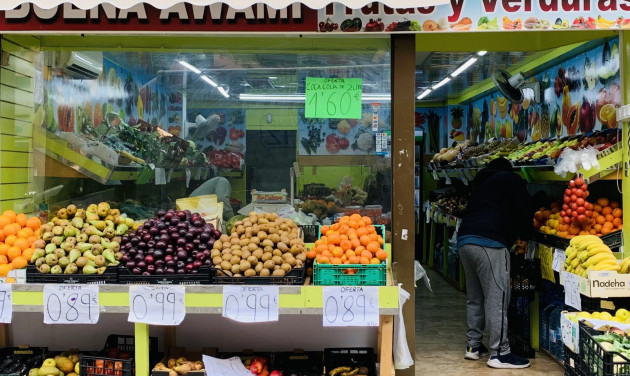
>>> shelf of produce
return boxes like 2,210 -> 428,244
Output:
9,285 -> 399,315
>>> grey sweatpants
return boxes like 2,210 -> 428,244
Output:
459,244 -> 511,356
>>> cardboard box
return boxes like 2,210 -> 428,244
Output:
561,270 -> 630,298
561,311 -> 580,354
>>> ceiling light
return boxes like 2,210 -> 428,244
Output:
178,61 -> 201,74
238,94 -> 391,102
217,86 -> 230,98
477,50 -> 488,56
417,89 -> 432,100
451,57 -> 478,77
200,75 -> 218,87
433,77 -> 451,90
268,76 -> 278,80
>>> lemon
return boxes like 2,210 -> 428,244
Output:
616,308 -> 630,321
592,311 -> 601,319
599,311 -> 613,320
577,311 -> 592,319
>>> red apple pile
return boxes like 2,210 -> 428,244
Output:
560,177 -> 593,225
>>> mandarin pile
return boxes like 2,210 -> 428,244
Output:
535,196 -> 621,238
307,214 -> 387,270
0,210 -> 42,276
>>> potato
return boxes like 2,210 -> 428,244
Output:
230,237 -> 240,245
231,264 -> 241,274
242,250 -> 252,259
281,263 -> 292,272
276,242 -> 289,252
274,265 -> 281,270
234,220 -> 244,227
273,249 -> 283,257
261,239 -> 273,248
272,255 -> 283,265
269,233 -> 281,243
243,220 -> 252,228
258,231 -> 268,240
255,263 -> 264,273
248,243 -> 258,252
232,249 -> 243,256
247,256 -> 258,265
259,224 -> 269,233
250,237 -> 260,245
258,217 -> 269,225
213,241 -> 223,250
221,261 -> 232,270
296,260 -> 304,268
223,242 -> 232,250
286,256 -> 296,266
239,260 -> 252,272
213,256 -> 223,265
211,249 -> 221,258
261,252 -> 272,262
236,225 -> 245,235
230,255 -> 241,265
280,223 -> 289,232
244,269 -> 256,277
220,234 -> 230,243
263,260 -> 275,270
251,225 -> 260,233
222,254 -> 233,261
280,235 -> 290,244
273,269 -> 286,276
260,268 -> 271,276
239,238 -> 250,247
268,226 -> 278,234
282,253 -> 292,260
252,249 -> 263,259
291,245 -> 303,255
234,273 -> 243,277
296,253 -> 306,262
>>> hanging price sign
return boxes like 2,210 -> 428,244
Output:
323,286 -> 379,327
0,284 -> 12,323
128,285 -> 185,325
222,286 -> 279,323
202,355 -> 251,376
305,77 -> 362,119
563,271 -> 582,311
43,285 -> 99,324
539,244 -> 555,283
552,248 -> 567,273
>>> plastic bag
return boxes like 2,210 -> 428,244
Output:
394,285 -> 414,369
414,260 -> 432,291
554,146 -> 600,178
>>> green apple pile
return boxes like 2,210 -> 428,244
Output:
30,354 -> 80,376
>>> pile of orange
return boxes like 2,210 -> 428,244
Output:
0,210 -> 42,276
535,197 -> 622,239
307,214 -> 387,269
592,197 -> 623,235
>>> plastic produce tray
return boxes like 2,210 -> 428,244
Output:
579,323 -> 630,376
532,230 -> 622,251
118,266 -> 211,285
313,261 -> 386,286
79,355 -> 132,376
25,265 -> 118,284
299,225 -> 320,243
274,351 -> 324,376
323,348 -> 376,376
565,345 -> 579,376
510,255 -> 540,296
0,346 -> 47,376
210,266 -> 305,285
104,334 -> 160,368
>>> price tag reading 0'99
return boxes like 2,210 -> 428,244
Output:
323,286 -> 379,327
223,285 -> 279,323
128,285 -> 185,326
43,285 -> 99,324
304,77 -> 362,120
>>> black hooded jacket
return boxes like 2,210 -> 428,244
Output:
458,162 -> 536,249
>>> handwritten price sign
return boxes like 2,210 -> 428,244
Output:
539,244 -> 555,283
223,286 -> 279,323
563,271 -> 582,311
323,286 -> 379,327
43,285 -> 99,324
202,355 -> 251,376
128,285 -> 185,326
0,284 -> 12,323
305,77 -> 362,119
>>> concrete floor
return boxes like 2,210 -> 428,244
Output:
414,269 -> 564,376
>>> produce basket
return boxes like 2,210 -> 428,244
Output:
210,266 -> 306,285
313,261 -> 386,286
510,254 -> 539,295
567,296 -> 630,314
25,265 -> 118,284
118,266 -> 211,285
579,322 -> 630,376
323,348 -> 376,376
274,351 -> 324,376
104,334 -> 159,358
0,346 -> 47,376
532,230 -> 622,251
565,345 -> 579,376
299,225 -> 320,243
79,355 -> 132,376
508,294 -> 535,358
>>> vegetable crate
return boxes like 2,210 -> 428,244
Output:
508,294 -> 536,359
317,225 -> 386,242
0,346 -> 47,376
274,351 -> 324,376
25,265 -> 118,284
79,356 -> 132,376
313,261 -> 386,286
578,323 -> 630,376
323,348 -> 376,376
118,266 -> 211,285
210,266 -> 306,285
565,345 -> 579,376
103,334 -> 161,368
510,255 -> 540,295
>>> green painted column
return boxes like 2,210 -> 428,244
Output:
134,323 -> 150,376
621,31 -> 630,259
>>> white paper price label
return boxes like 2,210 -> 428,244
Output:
561,313 -> 579,353
202,355 -> 251,376
432,170 -> 438,180
43,285 -> 99,324
552,249 -> 567,273
222,286 -> 279,323
128,285 -> 185,325
323,286 -> 379,327
0,284 -> 12,323
444,173 -> 452,185
563,271 -> 582,311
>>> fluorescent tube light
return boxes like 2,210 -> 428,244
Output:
178,61 -> 201,74
477,50 -> 488,56
417,89 -> 432,100
200,75 -> 218,87
238,94 -> 391,102
433,77 -> 451,89
217,86 -> 230,98
451,57 -> 478,77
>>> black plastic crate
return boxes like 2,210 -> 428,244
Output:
274,351 -> 323,376
299,225 -> 319,243
79,355 -> 132,376
510,254 -> 540,295
211,266 -> 305,285
103,334 -> 160,366
26,265 -> 118,284
508,294 -> 536,359
579,323 -> 630,376
324,348 -> 376,376
565,345 -> 579,376
564,296 -> 630,314
0,346 -> 47,376
118,266 -> 211,285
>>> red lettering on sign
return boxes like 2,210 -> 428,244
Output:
448,0 -> 464,21
620,0 -> 630,11
524,0 -> 532,11
562,0 -> 580,11
396,8 -> 415,14
383,6 -> 395,14
482,0 -> 499,12
345,6 -> 353,15
325,4 -> 334,15
503,0 -> 521,12
361,3 -> 379,15
598,0 -> 617,11
540,0 -> 559,11
417,6 -> 435,14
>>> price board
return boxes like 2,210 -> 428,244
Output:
563,271 -> 582,311
552,248 -> 567,273
222,286 -> 279,323
539,244 -> 555,283
322,286 -> 379,327
202,355 -> 251,376
0,284 -> 12,323
43,285 -> 99,324
304,77 -> 362,119
128,285 -> 185,326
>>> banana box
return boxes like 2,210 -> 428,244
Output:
561,270 -> 630,298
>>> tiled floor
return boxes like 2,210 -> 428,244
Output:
415,269 -> 564,376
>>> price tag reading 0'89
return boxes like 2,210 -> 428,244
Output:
304,77 -> 362,120
128,285 -> 186,326
43,285 -> 99,324
323,286 -> 379,327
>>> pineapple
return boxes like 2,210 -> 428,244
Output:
451,106 -> 464,129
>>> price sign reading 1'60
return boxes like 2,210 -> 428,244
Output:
323,286 -> 379,327
43,284 -> 99,324
128,285 -> 185,326
0,284 -> 12,323
223,285 -> 279,323
304,77 -> 362,119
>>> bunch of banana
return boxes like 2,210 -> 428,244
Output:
497,96 -> 508,118
595,15 -> 616,29
620,257 -> 630,274
565,235 -> 619,277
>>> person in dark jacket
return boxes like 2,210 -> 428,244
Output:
457,157 -> 538,369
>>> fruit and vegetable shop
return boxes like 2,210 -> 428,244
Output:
0,0 -> 630,375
